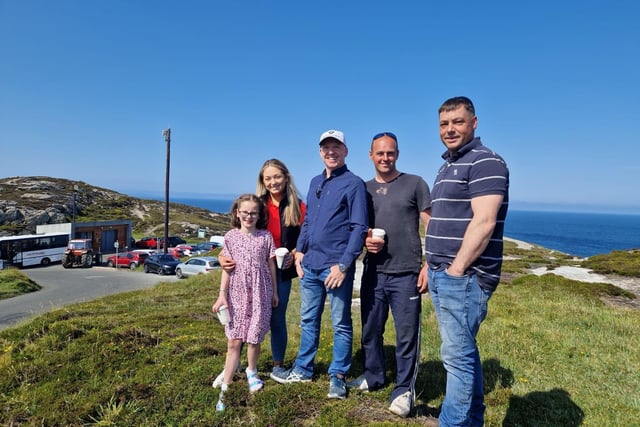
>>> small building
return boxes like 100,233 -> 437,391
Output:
37,219 -> 133,254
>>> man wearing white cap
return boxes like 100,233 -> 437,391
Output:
271,129 -> 368,400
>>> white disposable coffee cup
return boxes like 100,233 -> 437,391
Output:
371,228 -> 386,241
217,305 -> 230,325
275,247 -> 289,269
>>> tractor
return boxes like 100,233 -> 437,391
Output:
62,239 -> 94,268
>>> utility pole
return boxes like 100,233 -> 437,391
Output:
162,128 -> 171,255
72,184 -> 79,238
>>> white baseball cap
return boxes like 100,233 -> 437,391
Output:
319,129 -> 346,146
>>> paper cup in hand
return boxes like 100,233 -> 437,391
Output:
372,228 -> 386,242
217,305 -> 230,325
275,247 -> 290,269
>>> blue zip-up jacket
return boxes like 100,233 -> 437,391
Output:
296,164 -> 368,270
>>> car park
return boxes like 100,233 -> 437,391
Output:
105,251 -> 147,269
143,254 -> 180,275
175,256 -> 221,279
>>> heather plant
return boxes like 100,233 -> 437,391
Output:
581,249 -> 640,276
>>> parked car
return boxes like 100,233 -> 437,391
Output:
209,235 -> 224,246
135,237 -> 159,249
176,256 -> 221,279
175,244 -> 203,257
148,247 -> 184,258
105,251 -> 148,269
158,236 -> 187,248
143,254 -> 180,275
132,249 -> 156,257
167,247 -> 185,258
136,236 -> 186,249
194,242 -> 220,253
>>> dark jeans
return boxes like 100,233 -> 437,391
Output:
360,268 -> 421,402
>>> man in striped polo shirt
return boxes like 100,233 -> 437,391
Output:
419,96 -> 509,427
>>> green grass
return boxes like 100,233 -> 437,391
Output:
1,250 -> 640,426
0,268 -> 41,300
582,249 -> 640,276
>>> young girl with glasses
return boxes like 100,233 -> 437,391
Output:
212,193 -> 278,411
214,159 -> 306,387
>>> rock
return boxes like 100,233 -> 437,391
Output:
0,176 -> 231,237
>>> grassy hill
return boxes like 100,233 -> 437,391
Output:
1,243 -> 639,426
0,176 -> 230,238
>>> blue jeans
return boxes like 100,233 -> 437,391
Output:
428,268 -> 493,427
270,270 -> 292,363
293,264 -> 355,378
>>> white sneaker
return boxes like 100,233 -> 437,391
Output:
346,374 -> 369,391
389,391 -> 413,417
212,369 -> 225,388
212,361 -> 242,388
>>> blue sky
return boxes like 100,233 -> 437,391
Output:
1,1 -> 639,214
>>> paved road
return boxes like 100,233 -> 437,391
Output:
2,261 -> 364,331
0,264 -> 178,331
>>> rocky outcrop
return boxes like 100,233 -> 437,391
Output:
0,178 -> 76,235
0,176 -> 230,237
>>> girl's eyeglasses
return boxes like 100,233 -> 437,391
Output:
238,210 -> 259,217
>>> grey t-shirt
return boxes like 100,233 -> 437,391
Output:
364,173 -> 431,274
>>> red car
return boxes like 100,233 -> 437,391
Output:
167,247 -> 185,258
135,236 -> 187,249
174,244 -> 204,257
135,237 -> 159,250
105,251 -> 148,269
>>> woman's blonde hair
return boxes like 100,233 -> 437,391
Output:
256,159 -> 302,226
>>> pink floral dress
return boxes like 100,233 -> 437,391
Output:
220,228 -> 275,344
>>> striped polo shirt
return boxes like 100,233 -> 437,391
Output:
425,137 -> 509,291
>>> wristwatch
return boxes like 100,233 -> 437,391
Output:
337,263 -> 347,273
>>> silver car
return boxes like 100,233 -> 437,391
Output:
175,256 -> 221,279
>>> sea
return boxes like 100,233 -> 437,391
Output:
165,197 -> 640,258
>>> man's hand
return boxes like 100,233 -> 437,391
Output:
365,229 -> 385,254
417,264 -> 429,293
324,264 -> 346,289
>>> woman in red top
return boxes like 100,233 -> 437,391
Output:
256,159 -> 306,373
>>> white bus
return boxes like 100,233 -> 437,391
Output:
0,232 -> 70,268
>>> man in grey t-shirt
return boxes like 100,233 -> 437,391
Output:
347,132 -> 431,418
